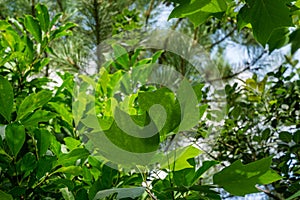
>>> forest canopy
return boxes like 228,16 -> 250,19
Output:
0,0 -> 300,199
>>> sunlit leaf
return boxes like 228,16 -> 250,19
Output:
53,166 -> 83,176
159,145 -> 202,171
17,90 -> 52,120
169,0 -> 227,26
24,15 -> 42,43
36,4 -> 50,32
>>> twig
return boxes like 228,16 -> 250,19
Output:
183,134 -> 227,167
31,0 -> 35,16
171,18 -> 183,30
145,0 -> 155,28
92,0 -> 102,71
207,49 -> 266,82
56,0 -> 64,12
146,188 -> 158,200
256,186 -> 282,200
206,27 -> 237,49
192,26 -> 199,46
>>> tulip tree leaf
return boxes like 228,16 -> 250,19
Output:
290,29 -> 300,54
213,157 -> 282,196
237,0 -> 292,45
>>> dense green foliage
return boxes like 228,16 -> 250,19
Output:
0,0 -> 299,199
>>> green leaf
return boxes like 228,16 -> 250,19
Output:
2,29 -> 20,51
213,157 -> 282,196
101,164 -> 119,188
64,137 -> 81,151
35,4 -> 50,32
159,145 -> 202,171
177,79 -> 200,132
290,29 -> 300,54
93,187 -> 145,200
17,90 -> 52,120
286,191 -> 300,200
35,129 -> 51,157
0,147 -> 13,164
21,110 -> 56,128
169,0 -> 227,27
189,185 -> 221,199
279,131 -> 292,143
293,130 -> 300,144
53,166 -> 83,176
192,160 -> 219,184
261,128 -> 271,141
237,0 -> 292,45
49,102 -> 73,126
0,190 -> 13,200
60,187 -> 75,200
21,152 -> 36,172
49,13 -> 62,29
0,21 -> 11,30
267,28 -> 289,52
169,0 -> 211,18
112,44 -> 130,70
50,22 -> 77,40
55,148 -> 90,167
151,50 -> 164,63
5,123 -> 25,157
0,76 -> 13,121
138,87 -> 181,139
24,15 -> 42,43
192,83 -> 204,101
36,155 -> 56,179
103,117 -> 160,153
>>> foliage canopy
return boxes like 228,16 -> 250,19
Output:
0,0 -> 299,199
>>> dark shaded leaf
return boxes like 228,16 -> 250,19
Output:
5,123 -> 25,157
0,76 -> 13,122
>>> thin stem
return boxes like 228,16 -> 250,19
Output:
145,0 -> 155,28
207,50 -> 266,82
256,186 -> 282,200
31,0 -> 36,16
206,27 -> 237,50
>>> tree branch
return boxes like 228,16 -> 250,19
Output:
31,0 -> 35,17
207,50 -> 266,82
145,0 -> 155,28
256,186 -> 282,200
56,0 -> 64,12
171,18 -> 183,30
